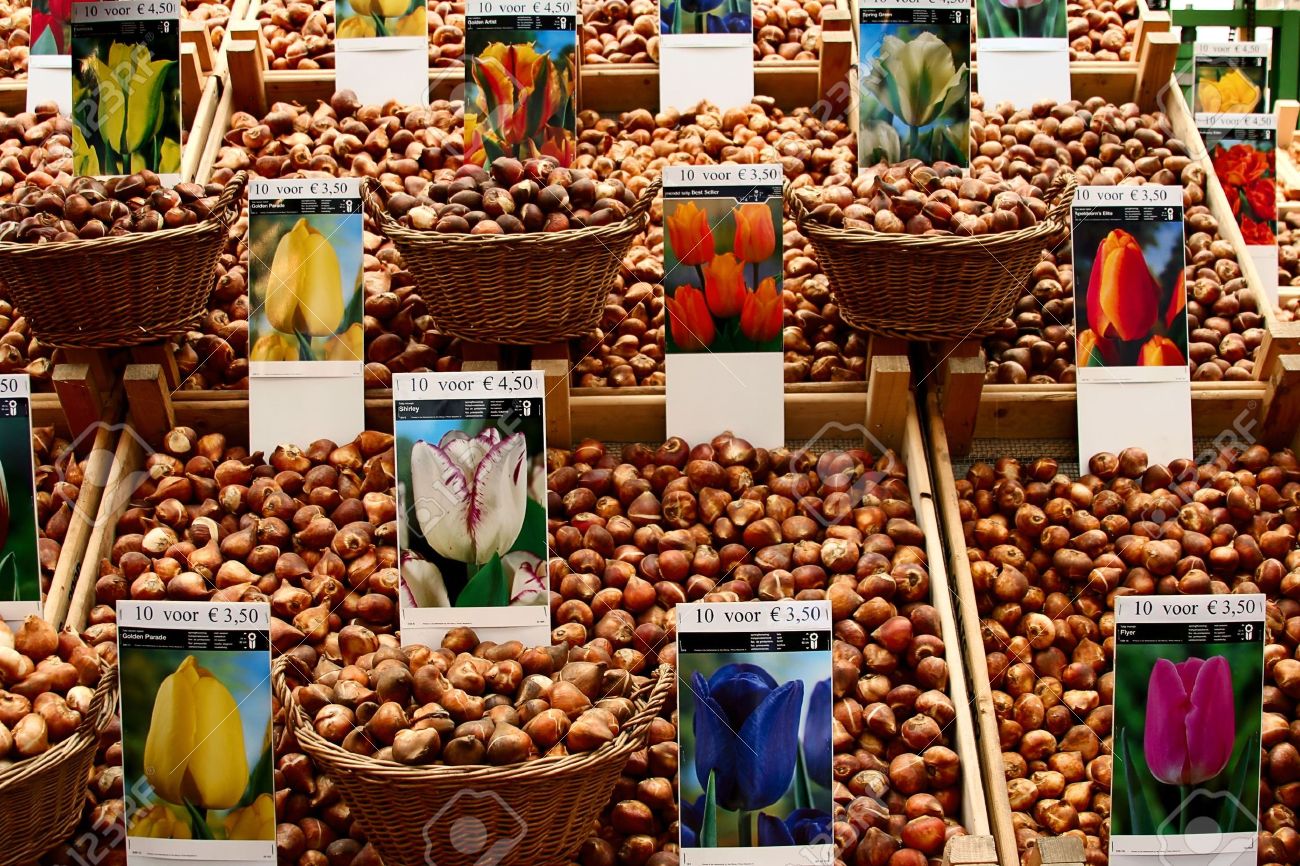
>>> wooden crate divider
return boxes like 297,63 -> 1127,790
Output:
944,836 -> 1000,866
1024,837 -> 1086,866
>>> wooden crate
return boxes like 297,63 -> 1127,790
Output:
970,2 -> 1178,111
226,0 -> 853,114
937,72 -> 1300,456
98,361 -> 1000,856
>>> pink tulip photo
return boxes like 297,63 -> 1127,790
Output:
1144,656 -> 1235,786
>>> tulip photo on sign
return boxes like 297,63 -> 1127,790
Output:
395,408 -> 548,611
679,654 -> 833,853
661,0 -> 751,35
336,0 -> 427,38
664,195 -> 782,354
1110,594 -> 1264,862
1194,55 -> 1269,115
118,624 -> 275,855
71,5 -> 181,177
974,0 -> 1065,40
464,19 -> 577,167
31,0 -> 71,55
1073,215 -> 1188,369
857,1 -> 969,168
1201,121 -> 1277,246
248,208 -> 365,366
0,394 -> 41,616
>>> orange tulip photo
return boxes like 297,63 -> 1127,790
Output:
664,196 -> 783,354
1073,218 -> 1188,369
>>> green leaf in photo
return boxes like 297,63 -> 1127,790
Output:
0,551 -> 16,602
1224,732 -> 1259,833
457,553 -> 508,607
794,745 -> 812,810
702,771 -> 718,848
295,329 -> 315,362
183,800 -> 215,841
517,499 -> 548,559
238,741 -> 275,809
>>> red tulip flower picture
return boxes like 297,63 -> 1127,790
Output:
1210,139 -> 1277,246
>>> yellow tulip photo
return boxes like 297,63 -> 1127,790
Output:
120,648 -> 275,845
337,0 -> 427,39
71,19 -> 180,177
248,208 -> 365,364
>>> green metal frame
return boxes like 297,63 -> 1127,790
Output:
1169,3 -> 1300,102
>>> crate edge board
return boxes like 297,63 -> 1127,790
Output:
64,426 -> 147,632
923,390 -> 1020,866
901,399 -> 995,842
43,422 -> 118,629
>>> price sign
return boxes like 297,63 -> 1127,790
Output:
661,164 -> 785,447
677,600 -> 834,866
0,374 -> 41,629
71,0 -> 181,179
1072,183 -> 1191,465
1110,594 -> 1264,866
116,601 -> 275,862
393,372 -> 550,648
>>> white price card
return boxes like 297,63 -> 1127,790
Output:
661,164 -> 785,448
1110,594 -> 1264,866
676,601 -> 834,866
393,372 -> 550,648
71,0 -> 181,181
1071,184 -> 1191,464
116,601 -> 275,863
0,374 -> 43,629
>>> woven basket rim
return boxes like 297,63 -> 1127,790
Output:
274,657 -> 674,783
0,656 -> 118,793
366,176 -> 661,249
0,171 -> 247,256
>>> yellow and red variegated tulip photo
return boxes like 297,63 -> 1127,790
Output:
464,27 -> 577,167
1073,218 -> 1189,369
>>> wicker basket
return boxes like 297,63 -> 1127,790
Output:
274,657 -> 674,866
0,172 -> 248,349
0,657 -> 118,860
365,178 -> 659,346
788,171 -> 1077,341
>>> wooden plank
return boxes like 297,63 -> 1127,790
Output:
533,343 -> 572,450
44,421 -> 117,629
52,363 -> 106,443
939,341 -> 985,458
1134,31 -> 1181,112
818,32 -> 853,119
130,343 -> 181,391
227,40 -> 267,116
182,20 -> 216,73
66,426 -> 146,632
183,73 -> 222,184
31,395 -> 71,438
1279,99 -> 1299,150
944,835 -> 1000,866
0,80 -> 23,115
924,391 -> 1019,866
1261,355 -> 1300,449
976,381 -> 1267,441
1132,9 -> 1170,59
124,364 -> 177,444
1024,836 -> 1086,866
901,404 -> 991,841
181,44 -> 204,129
865,353 -> 910,451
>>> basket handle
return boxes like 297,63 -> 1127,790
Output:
271,655 -> 315,732
1043,169 -> 1077,226
211,171 -> 249,229
783,181 -> 816,230
620,664 -> 675,738
83,656 -> 119,736
361,177 -> 403,234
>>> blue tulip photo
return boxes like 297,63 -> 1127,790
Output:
679,652 -> 833,849
661,0 -> 751,35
